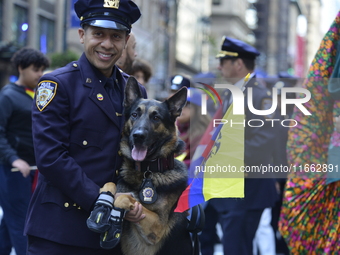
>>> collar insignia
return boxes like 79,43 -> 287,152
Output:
97,93 -> 104,101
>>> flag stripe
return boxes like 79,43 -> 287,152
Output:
175,102 -> 245,213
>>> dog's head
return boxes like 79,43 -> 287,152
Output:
121,77 -> 187,162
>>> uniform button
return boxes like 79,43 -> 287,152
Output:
72,63 -> 78,68
118,150 -> 122,156
83,140 -> 88,146
116,170 -> 119,176
64,202 -> 69,208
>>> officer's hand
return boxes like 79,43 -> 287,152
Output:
115,193 -> 145,223
124,202 -> 145,223
12,159 -> 30,178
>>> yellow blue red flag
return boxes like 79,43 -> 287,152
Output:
175,101 -> 244,212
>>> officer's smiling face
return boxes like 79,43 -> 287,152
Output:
78,25 -> 129,77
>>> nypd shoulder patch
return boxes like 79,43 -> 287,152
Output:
36,80 -> 58,111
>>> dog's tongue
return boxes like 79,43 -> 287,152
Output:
131,146 -> 147,161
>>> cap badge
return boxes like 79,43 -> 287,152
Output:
103,0 -> 120,9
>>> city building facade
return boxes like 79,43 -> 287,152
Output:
0,0 -> 67,86
0,0 -> 333,88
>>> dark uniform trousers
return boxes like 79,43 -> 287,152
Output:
218,209 -> 263,255
27,236 -> 122,255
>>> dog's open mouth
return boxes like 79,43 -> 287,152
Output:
131,145 -> 148,161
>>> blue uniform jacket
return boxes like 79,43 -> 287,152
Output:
211,77 -> 278,211
24,53 -> 146,248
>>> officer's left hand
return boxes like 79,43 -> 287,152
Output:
125,202 -> 145,223
115,193 -> 145,223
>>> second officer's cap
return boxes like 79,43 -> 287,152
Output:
74,0 -> 141,32
170,75 -> 191,91
216,36 -> 260,60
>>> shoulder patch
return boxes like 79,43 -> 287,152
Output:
36,80 -> 58,111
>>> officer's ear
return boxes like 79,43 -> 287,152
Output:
234,58 -> 244,71
78,28 -> 85,44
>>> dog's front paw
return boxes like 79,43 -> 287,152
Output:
114,194 -> 137,210
100,182 -> 117,194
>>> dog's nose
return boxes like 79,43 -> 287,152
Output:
132,130 -> 146,141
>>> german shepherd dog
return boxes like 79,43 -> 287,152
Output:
102,77 -> 192,255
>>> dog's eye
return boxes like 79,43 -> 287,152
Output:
153,116 -> 160,121
131,113 -> 138,118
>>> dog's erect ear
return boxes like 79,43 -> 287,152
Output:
124,77 -> 143,108
165,87 -> 188,120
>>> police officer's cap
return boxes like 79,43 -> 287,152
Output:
170,75 -> 191,91
216,36 -> 260,60
74,0 -> 141,32
187,88 -> 202,106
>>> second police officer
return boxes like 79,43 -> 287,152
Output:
200,37 -> 278,255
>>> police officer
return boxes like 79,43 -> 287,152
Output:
24,1 -> 146,254
200,36 -> 278,255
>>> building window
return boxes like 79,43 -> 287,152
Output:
212,0 -> 221,5
13,5 -> 28,47
39,0 -> 56,13
38,16 -> 55,54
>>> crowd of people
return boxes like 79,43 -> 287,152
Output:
0,0 -> 339,254
0,48 -> 49,255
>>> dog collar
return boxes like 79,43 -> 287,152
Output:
136,153 -> 175,173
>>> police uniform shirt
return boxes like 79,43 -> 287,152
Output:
91,63 -> 124,116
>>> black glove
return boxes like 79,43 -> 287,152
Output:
100,207 -> 126,249
87,191 -> 114,233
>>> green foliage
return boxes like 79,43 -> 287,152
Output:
50,50 -> 79,68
